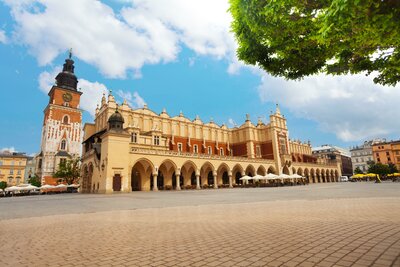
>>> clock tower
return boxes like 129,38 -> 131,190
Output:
36,53 -> 83,184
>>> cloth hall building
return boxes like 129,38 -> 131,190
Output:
81,92 -> 341,193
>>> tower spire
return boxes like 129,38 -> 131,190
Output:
69,48 -> 73,59
55,49 -> 78,90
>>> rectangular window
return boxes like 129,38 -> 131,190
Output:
220,148 -> 224,156
38,159 -> 42,169
256,146 -> 261,158
0,160 -> 2,165
386,152 -> 390,156
16,177 -> 20,184
10,169 -> 14,175
388,157 -> 391,162
131,132 -> 137,143
208,146 -> 212,155
178,143 -> 183,152
8,177 -> 12,183
11,161 -> 14,166
17,170 -> 21,175
376,153 -> 379,156
377,158 -> 380,162
153,136 -> 160,146
193,145 -> 198,154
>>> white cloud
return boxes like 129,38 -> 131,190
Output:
257,72 -> 400,142
38,68 -> 108,116
4,0 -> 239,77
0,147 -> 16,153
116,90 -> 146,109
0,30 -> 7,43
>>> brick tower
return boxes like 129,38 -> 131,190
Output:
36,52 -> 83,184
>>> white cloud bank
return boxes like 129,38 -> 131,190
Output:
4,0 -> 236,78
258,73 -> 400,142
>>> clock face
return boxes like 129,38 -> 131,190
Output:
63,93 -> 72,102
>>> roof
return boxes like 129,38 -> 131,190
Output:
312,145 -> 351,157
55,151 -> 71,157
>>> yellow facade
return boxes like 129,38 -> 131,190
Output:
0,153 -> 28,186
81,91 -> 341,194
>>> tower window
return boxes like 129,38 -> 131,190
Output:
63,115 -> 70,124
61,140 -> 66,150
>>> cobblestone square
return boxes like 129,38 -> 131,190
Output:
1,183 -> 399,266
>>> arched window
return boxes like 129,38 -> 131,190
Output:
61,140 -> 66,150
63,115 -> 69,124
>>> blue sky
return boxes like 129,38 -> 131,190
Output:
0,0 -> 399,155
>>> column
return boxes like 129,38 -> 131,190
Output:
175,173 -> 181,190
196,174 -> 201,190
213,171 -> 218,189
228,171 -> 233,188
152,173 -> 158,191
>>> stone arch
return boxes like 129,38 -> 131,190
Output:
321,169 -> 326,183
304,168 -> 309,183
310,169 -> 316,183
200,161 -> 215,187
159,159 -> 178,190
282,165 -> 290,175
325,169 -> 330,182
245,164 -> 256,176
267,166 -> 277,174
297,168 -> 303,176
217,163 -> 230,185
181,160 -> 198,187
316,169 -> 321,183
131,158 -> 155,191
292,167 -> 296,175
256,165 -> 267,176
81,164 -> 88,193
232,164 -> 244,185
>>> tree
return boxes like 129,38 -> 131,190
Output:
54,158 -> 81,185
229,0 -> 400,86
0,181 -> 7,190
367,162 -> 390,176
388,163 -> 398,174
28,176 -> 41,187
354,167 -> 363,174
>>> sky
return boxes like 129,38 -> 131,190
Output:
0,0 -> 399,155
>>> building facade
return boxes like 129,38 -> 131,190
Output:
24,156 -> 36,183
350,139 -> 384,173
81,94 -> 341,194
372,140 -> 400,170
35,54 -> 83,185
0,151 -> 28,186
312,145 -> 353,177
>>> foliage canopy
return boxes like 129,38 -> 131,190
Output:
229,0 -> 400,85
54,158 -> 81,185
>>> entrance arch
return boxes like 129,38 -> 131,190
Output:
131,158 -> 154,191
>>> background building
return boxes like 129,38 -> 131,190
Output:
24,156 -> 36,183
372,140 -> 400,171
35,54 -> 83,185
312,145 -> 353,177
0,151 -> 28,186
81,95 -> 341,194
350,139 -> 384,173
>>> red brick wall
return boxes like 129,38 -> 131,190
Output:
232,143 -> 247,157
169,137 -> 228,155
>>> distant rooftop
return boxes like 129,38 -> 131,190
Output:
312,145 -> 351,157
